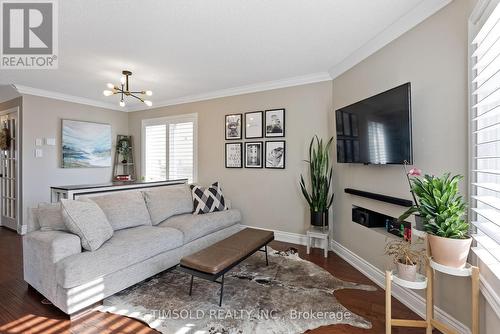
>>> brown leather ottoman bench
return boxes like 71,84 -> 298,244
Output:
179,228 -> 274,306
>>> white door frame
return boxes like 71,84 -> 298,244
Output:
0,106 -> 22,234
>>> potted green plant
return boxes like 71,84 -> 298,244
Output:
117,137 -> 131,163
384,238 -> 426,281
300,136 -> 334,228
399,173 -> 471,268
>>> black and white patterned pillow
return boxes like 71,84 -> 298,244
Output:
190,182 -> 227,215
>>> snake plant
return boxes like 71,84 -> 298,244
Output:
399,173 -> 469,239
300,136 -> 334,213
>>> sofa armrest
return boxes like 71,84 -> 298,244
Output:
23,230 -> 82,303
24,230 -> 82,263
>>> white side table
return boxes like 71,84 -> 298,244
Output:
306,226 -> 329,258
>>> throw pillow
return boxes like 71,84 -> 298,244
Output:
87,191 -> 152,230
190,182 -> 228,215
142,185 -> 194,225
37,202 -> 68,231
60,199 -> 114,251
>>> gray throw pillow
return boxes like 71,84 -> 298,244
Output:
37,202 -> 68,231
87,191 -> 152,230
142,185 -> 193,225
60,199 -> 114,251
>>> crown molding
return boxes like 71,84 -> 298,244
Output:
13,84 -> 123,111
328,0 -> 452,79
126,72 -> 332,112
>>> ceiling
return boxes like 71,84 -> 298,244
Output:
0,0 -> 450,111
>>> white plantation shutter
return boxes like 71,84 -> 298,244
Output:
169,121 -> 195,181
143,114 -> 197,183
145,124 -> 167,181
470,2 -> 500,280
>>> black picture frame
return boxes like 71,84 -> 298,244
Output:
265,141 -> 286,169
225,143 -> 243,168
225,114 -> 242,140
265,108 -> 285,138
244,141 -> 263,168
244,111 -> 264,139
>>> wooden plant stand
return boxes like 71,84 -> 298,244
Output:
385,255 -> 480,334
385,270 -> 429,333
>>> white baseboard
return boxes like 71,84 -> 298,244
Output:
330,240 -> 471,334
239,224 -> 318,247
239,224 -> 469,333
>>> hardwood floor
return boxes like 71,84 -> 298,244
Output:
0,227 -> 434,334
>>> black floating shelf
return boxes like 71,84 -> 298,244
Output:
344,188 -> 413,207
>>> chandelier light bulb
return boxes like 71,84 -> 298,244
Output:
103,71 -> 152,108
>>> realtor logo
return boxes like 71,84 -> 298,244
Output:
1,0 -> 58,69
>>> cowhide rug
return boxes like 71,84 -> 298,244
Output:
97,248 -> 376,334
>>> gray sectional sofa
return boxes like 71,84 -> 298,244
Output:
23,184 -> 242,315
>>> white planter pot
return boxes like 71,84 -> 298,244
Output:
396,262 -> 417,282
428,234 -> 472,268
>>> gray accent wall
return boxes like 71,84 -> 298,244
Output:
21,94 -> 129,230
331,0 -> 476,329
128,81 -> 333,235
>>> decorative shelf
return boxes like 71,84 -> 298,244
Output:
391,271 -> 428,290
429,258 -> 473,277
344,188 -> 413,207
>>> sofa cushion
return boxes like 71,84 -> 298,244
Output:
142,185 -> 193,225
159,209 -> 241,244
60,199 -> 114,251
38,202 -> 68,232
56,226 -> 183,288
88,191 -> 152,230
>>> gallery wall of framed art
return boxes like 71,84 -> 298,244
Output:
224,109 -> 286,170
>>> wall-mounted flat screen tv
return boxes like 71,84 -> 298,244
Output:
335,82 -> 412,164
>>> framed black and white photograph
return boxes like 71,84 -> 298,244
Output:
265,141 -> 286,169
265,108 -> 285,137
245,111 -> 263,139
225,114 -> 242,140
244,142 -> 263,168
225,143 -> 243,168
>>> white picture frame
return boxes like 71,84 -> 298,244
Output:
245,111 -> 263,139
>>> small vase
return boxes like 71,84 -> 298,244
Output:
396,262 -> 417,281
310,210 -> 328,227
121,159 -> 128,164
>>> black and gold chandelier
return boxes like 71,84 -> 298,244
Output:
103,70 -> 152,108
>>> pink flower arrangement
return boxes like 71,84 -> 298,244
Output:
408,168 -> 422,177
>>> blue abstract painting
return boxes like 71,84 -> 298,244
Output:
62,120 -> 112,168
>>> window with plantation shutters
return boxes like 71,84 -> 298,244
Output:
142,114 -> 197,183
470,1 -> 500,280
